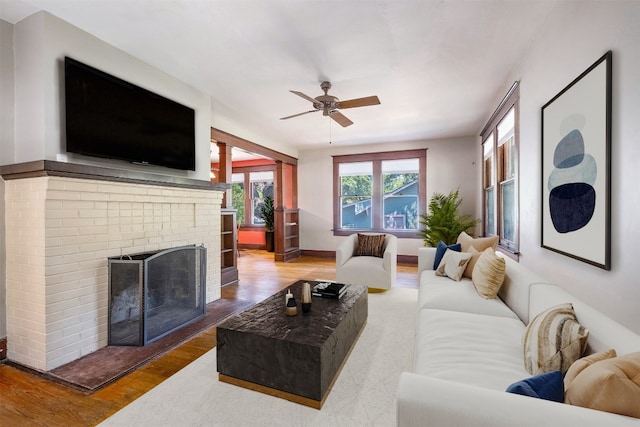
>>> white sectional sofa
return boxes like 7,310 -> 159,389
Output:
397,247 -> 640,427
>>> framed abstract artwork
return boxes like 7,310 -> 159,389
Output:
541,51 -> 611,270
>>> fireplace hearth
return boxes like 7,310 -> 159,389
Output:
108,245 -> 207,346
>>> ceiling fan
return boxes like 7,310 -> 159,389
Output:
280,81 -> 380,127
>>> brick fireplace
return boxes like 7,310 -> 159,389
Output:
1,161 -> 226,371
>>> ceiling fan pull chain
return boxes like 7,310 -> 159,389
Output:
329,113 -> 332,144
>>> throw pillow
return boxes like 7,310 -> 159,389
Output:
471,247 -> 506,299
433,241 -> 461,270
457,231 -> 499,278
564,348 -> 617,385
506,370 -> 564,402
564,352 -> 640,418
523,303 -> 589,375
435,249 -> 472,281
354,233 -> 386,258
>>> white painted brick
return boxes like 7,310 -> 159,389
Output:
5,176 -> 224,370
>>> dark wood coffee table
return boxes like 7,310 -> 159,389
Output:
216,280 -> 368,409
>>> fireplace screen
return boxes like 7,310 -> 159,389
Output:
108,245 -> 206,346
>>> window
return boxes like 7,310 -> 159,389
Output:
481,82 -> 519,254
231,173 -> 245,224
333,149 -> 426,237
232,167 -> 274,227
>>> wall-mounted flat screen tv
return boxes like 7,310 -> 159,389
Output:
64,57 -> 196,171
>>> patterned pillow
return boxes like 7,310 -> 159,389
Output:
564,352 -> 640,418
456,231 -> 499,278
433,241 -> 461,270
435,249 -> 472,281
471,248 -> 506,299
523,303 -> 589,375
354,233 -> 386,258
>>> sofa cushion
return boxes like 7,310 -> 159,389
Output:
418,273 -> 520,319
564,352 -> 640,418
457,231 -> 499,278
354,233 -> 385,257
506,370 -> 564,402
564,348 -> 617,385
414,309 -> 528,391
435,249 -> 471,281
471,248 -> 506,299
433,241 -> 461,269
523,303 -> 589,375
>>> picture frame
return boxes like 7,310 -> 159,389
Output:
541,51 -> 612,270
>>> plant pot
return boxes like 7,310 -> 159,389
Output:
265,230 -> 275,252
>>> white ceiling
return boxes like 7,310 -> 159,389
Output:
1,0 -> 558,160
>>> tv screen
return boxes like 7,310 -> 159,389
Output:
64,57 -> 196,171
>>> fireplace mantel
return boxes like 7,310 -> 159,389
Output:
0,160 -> 230,191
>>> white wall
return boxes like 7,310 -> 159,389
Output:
298,137 -> 478,257
9,12 -> 212,181
498,1 -> 640,333
0,19 -> 14,341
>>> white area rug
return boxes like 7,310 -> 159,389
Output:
99,287 -> 417,427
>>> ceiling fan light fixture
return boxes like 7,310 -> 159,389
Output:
280,81 -> 380,128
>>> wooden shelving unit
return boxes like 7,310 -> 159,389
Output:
220,209 -> 238,286
279,209 -> 300,262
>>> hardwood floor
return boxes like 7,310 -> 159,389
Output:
0,250 -> 418,426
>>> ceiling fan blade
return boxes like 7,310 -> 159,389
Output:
337,96 -> 381,109
280,110 -> 318,120
330,111 -> 353,127
290,90 -> 319,105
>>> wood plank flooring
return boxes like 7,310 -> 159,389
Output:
0,250 -> 418,426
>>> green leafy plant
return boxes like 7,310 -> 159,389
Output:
419,189 -> 479,247
258,195 -> 275,232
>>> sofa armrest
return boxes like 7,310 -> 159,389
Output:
417,247 -> 436,276
336,234 -> 357,268
397,372 -> 639,427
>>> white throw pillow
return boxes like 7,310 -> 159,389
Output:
435,249 -> 472,281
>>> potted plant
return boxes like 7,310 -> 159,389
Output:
258,195 -> 275,252
418,189 -> 480,246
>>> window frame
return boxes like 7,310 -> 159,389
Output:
232,165 -> 275,229
332,149 -> 427,238
480,82 -> 520,256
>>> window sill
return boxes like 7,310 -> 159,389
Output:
333,229 -> 421,239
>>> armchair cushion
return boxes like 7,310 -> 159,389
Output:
355,233 -> 386,257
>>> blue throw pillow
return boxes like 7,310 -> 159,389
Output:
433,241 -> 461,270
506,370 -> 564,402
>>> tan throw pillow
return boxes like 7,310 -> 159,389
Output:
435,249 -> 472,281
471,248 -> 506,299
355,233 -> 386,258
457,231 -> 499,278
564,352 -> 640,418
523,303 -> 589,375
564,348 -> 617,385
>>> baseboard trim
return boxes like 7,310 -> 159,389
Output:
301,249 -> 335,258
0,337 -> 6,360
300,250 -> 417,264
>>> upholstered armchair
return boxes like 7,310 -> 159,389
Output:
335,233 -> 398,291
